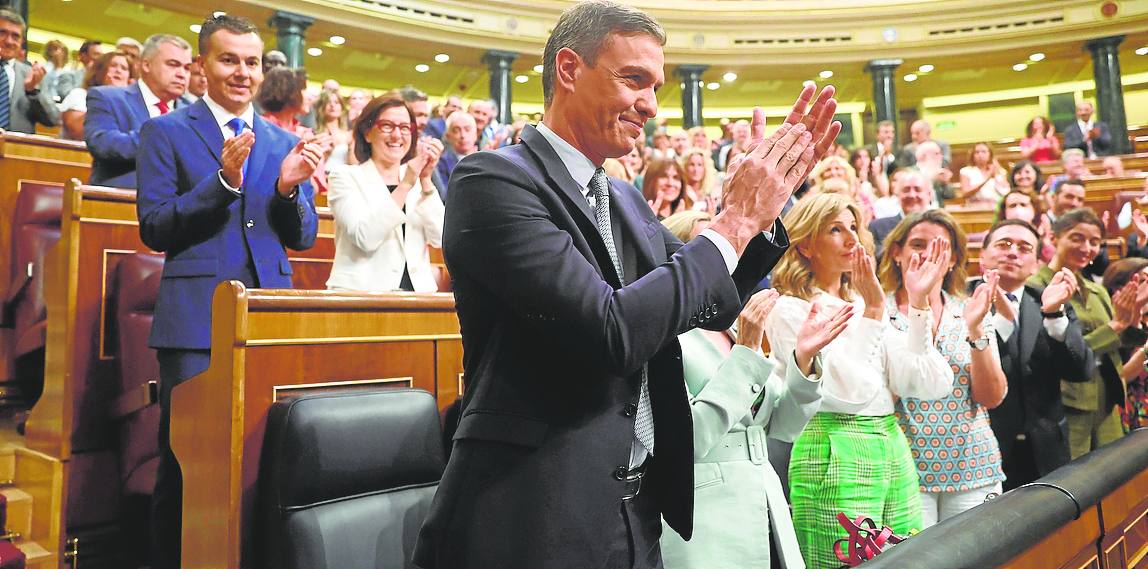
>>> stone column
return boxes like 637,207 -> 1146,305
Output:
675,65 -> 708,130
865,59 -> 902,146
1086,35 -> 1130,155
268,10 -> 314,68
482,50 -> 518,124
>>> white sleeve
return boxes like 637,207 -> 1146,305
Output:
883,306 -> 955,400
765,297 -> 883,413
328,166 -> 404,253
412,179 -> 446,249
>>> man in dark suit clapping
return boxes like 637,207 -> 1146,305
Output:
974,220 -> 1095,490
412,2 -> 841,568
1062,100 -> 1113,159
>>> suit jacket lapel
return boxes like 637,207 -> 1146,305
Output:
611,178 -> 657,278
520,126 -> 596,229
1018,289 -> 1042,376
127,83 -> 150,125
246,114 -> 272,190
187,99 -> 224,165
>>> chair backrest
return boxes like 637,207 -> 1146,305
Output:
7,182 -> 63,357
258,388 -> 446,569
112,252 -> 165,495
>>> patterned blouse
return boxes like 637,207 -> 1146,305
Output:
888,293 -> 1006,493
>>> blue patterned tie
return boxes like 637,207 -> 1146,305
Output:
226,117 -> 250,184
0,60 -> 11,131
589,168 -> 654,456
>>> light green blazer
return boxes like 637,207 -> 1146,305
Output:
660,328 -> 822,569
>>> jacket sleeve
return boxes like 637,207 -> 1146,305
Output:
84,88 -> 138,161
444,151 -> 747,376
1094,123 -> 1113,155
758,353 -> 822,443
136,119 -> 239,252
687,344 -> 777,460
25,84 -> 61,127
1045,304 -> 1097,383
326,165 -> 404,253
269,177 -> 318,252
1062,125 -> 1085,153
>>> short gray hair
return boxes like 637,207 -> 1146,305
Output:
116,37 -> 143,49
0,8 -> 25,29
541,0 -> 665,108
141,34 -> 192,61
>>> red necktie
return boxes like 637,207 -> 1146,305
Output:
156,100 -> 170,115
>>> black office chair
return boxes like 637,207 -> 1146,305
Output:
258,388 -> 446,569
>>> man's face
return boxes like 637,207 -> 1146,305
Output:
469,102 -> 493,131
140,41 -> 192,102
447,116 -> 478,154
201,30 -> 264,115
732,121 -> 749,143
1055,183 -> 1086,215
1076,102 -> 1093,122
83,43 -> 105,66
1065,155 -> 1086,177
981,225 -> 1039,287
442,96 -> 461,118
188,61 -> 208,97
0,19 -> 22,61
409,100 -> 430,134
670,131 -> 689,154
910,121 -> 928,143
561,32 -> 663,164
877,124 -> 894,144
898,174 -> 931,214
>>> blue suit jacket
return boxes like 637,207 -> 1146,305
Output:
85,83 -> 152,188
137,99 -> 318,350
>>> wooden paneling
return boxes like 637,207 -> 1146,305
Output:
1102,468 -> 1148,569
945,205 -> 996,235
1001,506 -> 1101,569
170,285 -> 461,569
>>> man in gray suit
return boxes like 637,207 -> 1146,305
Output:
897,119 -> 951,168
0,9 -> 60,134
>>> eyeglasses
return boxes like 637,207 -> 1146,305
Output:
990,238 -> 1036,255
375,121 -> 412,135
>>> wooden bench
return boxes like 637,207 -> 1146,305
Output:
945,204 -> 996,235
14,180 -> 336,564
0,132 -> 90,384
1041,153 -> 1148,179
171,284 -> 462,569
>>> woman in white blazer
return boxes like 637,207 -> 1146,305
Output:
326,96 -> 445,293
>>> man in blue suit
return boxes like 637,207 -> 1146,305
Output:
413,2 -> 840,568
136,14 -> 321,569
85,33 -> 192,187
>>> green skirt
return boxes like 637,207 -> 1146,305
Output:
788,412 -> 922,569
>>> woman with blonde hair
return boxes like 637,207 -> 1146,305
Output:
879,210 -> 1008,527
960,142 -> 1010,205
766,193 -> 954,569
679,147 -> 719,212
810,155 -> 875,226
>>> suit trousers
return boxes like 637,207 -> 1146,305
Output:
605,485 -> 664,569
1066,404 -> 1123,460
151,348 -> 211,569
1001,438 -> 1040,491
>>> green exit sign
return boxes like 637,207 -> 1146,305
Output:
936,120 -> 956,130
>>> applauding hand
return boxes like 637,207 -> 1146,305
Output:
1041,267 -> 1078,313
849,244 -> 885,321
736,289 -> 781,353
965,269 -> 998,337
277,139 -> 325,197
221,131 -> 255,189
794,302 -> 853,375
903,237 -> 952,309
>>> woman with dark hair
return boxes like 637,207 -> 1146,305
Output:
1009,160 -> 1044,195
996,190 -> 1053,261
1020,116 -> 1061,163
258,67 -> 333,191
326,96 -> 445,292
642,158 -> 691,219
59,51 -> 133,140
1031,208 -> 1147,458
879,209 -> 1007,527
1101,258 -> 1148,431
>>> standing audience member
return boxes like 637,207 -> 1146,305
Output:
717,118 -> 749,171
643,158 -> 691,219
995,190 -> 1052,261
40,40 -> 68,103
326,96 -> 444,293
347,88 -> 370,124
435,110 -> 478,191
868,119 -> 898,176
869,169 -> 934,258
688,125 -> 708,150
810,155 -> 875,224
1047,149 -> 1090,196
959,142 -> 1010,205
669,129 -> 689,158
976,220 -> 1093,490
898,119 -> 952,168
1063,101 -> 1112,158
0,9 -> 61,133
59,51 -> 133,141
881,210 -> 1008,526
262,49 -> 287,73
851,146 -> 891,204
136,15 -> 321,569
85,34 -> 192,187
469,98 -> 506,149
1030,209 -> 1145,459
1020,116 -> 1061,163
679,147 -> 718,211
316,89 -> 352,169
424,94 -> 460,139
56,39 -> 103,99
186,60 -> 207,100
766,193 -> 953,569
915,140 -> 954,205
659,219 -> 848,569
258,67 -> 331,192
1102,259 -> 1148,431
617,145 -> 645,185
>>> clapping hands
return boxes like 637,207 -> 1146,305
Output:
903,237 -> 952,309
964,269 -> 999,336
794,301 -> 853,376
1040,267 -> 1078,312
736,289 -> 780,352
849,244 -> 885,321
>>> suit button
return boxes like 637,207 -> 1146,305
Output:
751,383 -> 762,394
614,466 -> 628,481
245,219 -> 255,228
624,403 -> 637,417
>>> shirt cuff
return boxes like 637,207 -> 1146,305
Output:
699,220 -> 780,275
905,305 -> 933,354
1043,315 -> 1069,342
218,170 -> 242,196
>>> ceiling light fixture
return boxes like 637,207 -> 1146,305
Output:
189,24 -> 201,33
515,75 -> 529,84
415,64 -> 430,73
1012,63 -> 1028,71
213,11 -> 226,18
1136,47 -> 1148,56
307,47 -> 323,57
918,64 -> 934,73
903,73 -> 918,82
1029,52 -> 1045,62
434,53 -> 450,63
533,64 -> 544,73
329,36 -> 346,46
706,82 -> 721,90
722,71 -> 738,82
819,70 -> 834,79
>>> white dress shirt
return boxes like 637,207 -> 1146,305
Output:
138,79 -> 164,118
993,285 -> 1068,344
201,94 -> 256,195
1077,119 -> 1096,158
